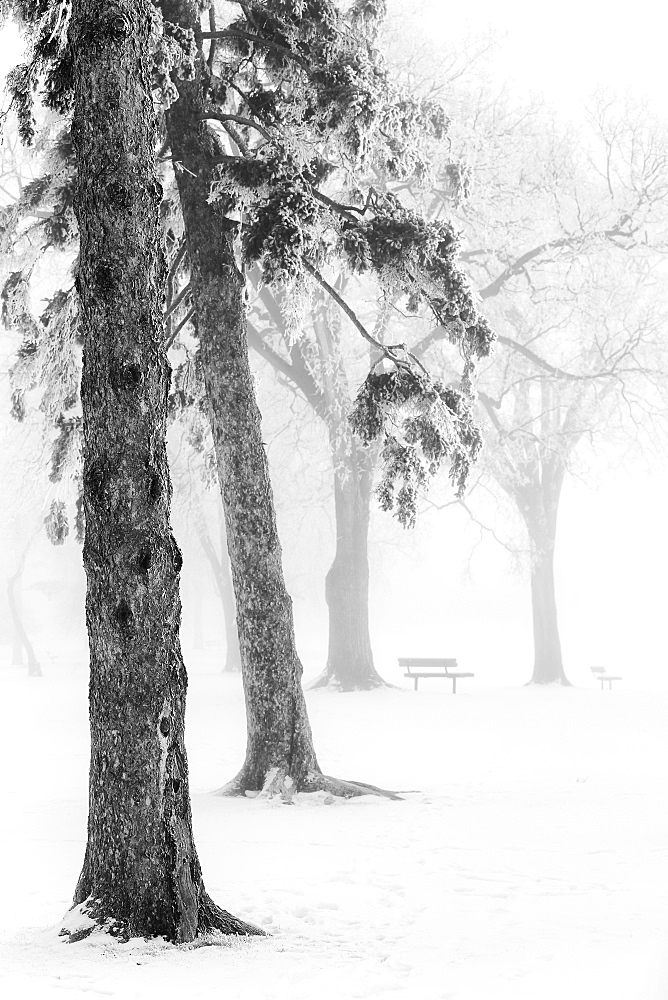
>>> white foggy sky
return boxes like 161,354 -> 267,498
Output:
1,1 -> 667,117
408,0 -> 668,119
0,2 -> 667,684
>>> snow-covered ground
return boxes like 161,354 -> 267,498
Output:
1,652 -> 667,1000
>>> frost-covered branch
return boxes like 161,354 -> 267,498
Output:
199,111 -> 271,140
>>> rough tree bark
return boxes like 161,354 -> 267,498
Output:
161,0 -> 396,798
519,463 -> 570,686
63,0 -> 261,941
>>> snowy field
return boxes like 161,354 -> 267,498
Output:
1,652 -> 667,1000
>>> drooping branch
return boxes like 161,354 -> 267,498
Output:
303,261 -> 383,350
303,260 -> 420,372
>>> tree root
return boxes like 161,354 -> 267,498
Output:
216,765 -> 402,801
59,895 -> 264,944
198,893 -> 265,937
305,668 -> 395,692
317,774 -> 403,800
524,677 -> 572,687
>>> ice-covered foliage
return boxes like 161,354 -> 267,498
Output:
350,365 -> 481,526
199,0 -> 492,511
3,1 -> 201,141
149,9 -> 198,109
4,1 -> 74,143
2,266 -> 82,536
3,0 -> 494,524
43,496 -> 69,544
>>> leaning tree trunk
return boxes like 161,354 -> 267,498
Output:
521,468 -> 570,686
64,0 -> 260,942
309,440 -> 385,690
161,0 -> 396,800
7,552 -> 41,676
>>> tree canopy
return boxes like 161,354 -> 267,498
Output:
1,0 -> 493,529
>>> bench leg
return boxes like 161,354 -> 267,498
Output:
452,677 -> 457,695
414,677 -> 418,692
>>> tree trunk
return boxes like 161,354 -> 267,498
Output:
520,467 -> 570,686
65,0 -> 260,942
161,0 -> 396,800
528,538 -> 569,684
309,446 -> 385,690
195,514 -> 241,672
11,613 -> 23,666
218,570 -> 241,672
250,294 -> 385,692
7,554 -> 41,676
190,571 -> 204,650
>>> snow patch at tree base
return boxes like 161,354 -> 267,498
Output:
59,901 -> 117,943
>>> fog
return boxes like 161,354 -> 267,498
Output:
1,2 -> 666,693
1,1 -> 668,997
5,343 -> 666,690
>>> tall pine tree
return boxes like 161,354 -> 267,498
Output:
3,0 -> 261,941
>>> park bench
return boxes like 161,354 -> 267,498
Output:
590,665 -> 622,691
398,657 -> 473,694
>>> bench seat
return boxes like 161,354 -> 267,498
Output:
398,657 -> 473,694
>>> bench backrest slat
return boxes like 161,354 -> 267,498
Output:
398,657 -> 458,674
